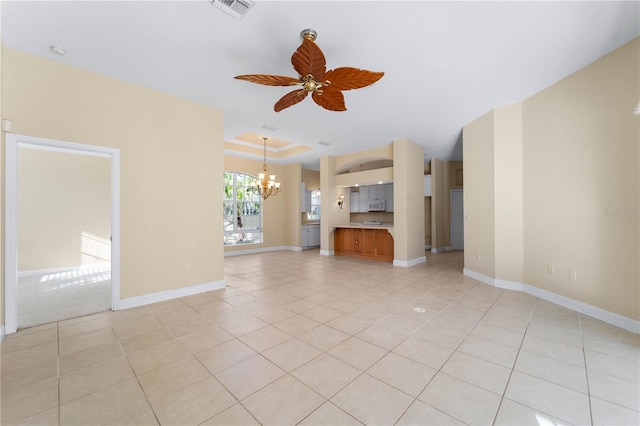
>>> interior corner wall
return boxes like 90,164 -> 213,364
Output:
223,155 -> 288,253
522,38 -> 639,321
285,163 -> 302,248
462,111 -> 496,277
18,148 -> 111,270
301,168 -> 320,191
430,158 -> 447,251
2,47 -> 224,301
320,155 -> 339,253
493,104 -> 524,283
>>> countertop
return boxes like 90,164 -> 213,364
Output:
331,222 -> 395,237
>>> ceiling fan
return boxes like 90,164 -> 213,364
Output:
234,29 -> 384,112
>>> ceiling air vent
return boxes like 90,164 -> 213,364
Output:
211,0 -> 255,20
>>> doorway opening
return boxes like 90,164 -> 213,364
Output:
5,134 -> 120,334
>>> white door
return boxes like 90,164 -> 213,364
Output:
450,189 -> 464,250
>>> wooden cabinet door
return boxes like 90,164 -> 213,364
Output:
363,229 -> 376,256
351,228 -> 363,253
335,228 -> 343,252
375,230 -> 394,260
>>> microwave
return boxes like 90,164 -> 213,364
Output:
367,200 -> 386,211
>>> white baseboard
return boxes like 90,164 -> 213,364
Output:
394,256 -> 427,267
115,280 -> 224,311
431,246 -> 452,253
224,245 -> 292,257
463,268 -> 639,335
320,250 -> 335,256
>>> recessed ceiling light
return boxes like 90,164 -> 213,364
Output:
49,45 -> 67,56
262,124 -> 278,131
378,181 -> 383,184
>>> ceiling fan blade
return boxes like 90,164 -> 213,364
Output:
312,87 -> 346,112
291,37 -> 327,80
324,67 -> 384,91
234,74 -> 300,87
274,89 -> 308,112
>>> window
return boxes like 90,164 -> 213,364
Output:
307,190 -> 321,221
223,171 -> 262,246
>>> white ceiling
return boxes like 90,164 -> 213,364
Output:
2,1 -> 638,169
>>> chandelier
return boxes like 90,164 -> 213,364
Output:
252,137 -> 281,200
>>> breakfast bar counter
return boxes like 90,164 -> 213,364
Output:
331,223 -> 394,262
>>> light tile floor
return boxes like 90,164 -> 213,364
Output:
1,250 -> 639,425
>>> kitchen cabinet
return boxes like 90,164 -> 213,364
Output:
309,224 -> 320,247
334,227 -> 393,262
368,184 -> 385,201
350,192 -> 360,213
424,175 -> 432,197
384,183 -> 394,212
350,184 -> 394,212
301,224 -> 320,248
358,186 -> 369,213
301,182 -> 312,212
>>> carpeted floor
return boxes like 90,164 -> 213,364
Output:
17,263 -> 111,329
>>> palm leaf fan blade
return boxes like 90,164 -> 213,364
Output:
312,87 -> 346,112
234,74 -> 300,87
291,37 -> 327,80
274,89 -> 308,112
324,67 -> 384,91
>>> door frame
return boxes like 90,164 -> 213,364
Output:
4,133 -> 121,334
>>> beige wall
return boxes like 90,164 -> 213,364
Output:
464,38 -> 639,322
2,47 -> 224,302
462,111 -> 496,277
301,168 -> 320,191
18,148 -> 111,270
430,159 -> 447,251
393,138 -> 425,263
285,163 -> 303,247
494,105 -> 524,283
522,38 -> 639,320
223,155 -> 293,252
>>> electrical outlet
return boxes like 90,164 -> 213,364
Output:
569,269 -> 577,281
546,264 -> 554,275
185,262 -> 192,271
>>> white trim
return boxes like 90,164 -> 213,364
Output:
4,134 -> 121,335
5,139 -> 18,334
224,245 -> 291,257
115,280 -> 224,311
0,325 -> 4,344
463,268 -> 640,335
320,250 -> 335,256
393,256 -> 426,267
431,246 -> 452,253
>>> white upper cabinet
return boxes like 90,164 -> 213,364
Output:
384,183 -> 394,212
424,175 -> 432,196
358,186 -> 369,212
350,191 -> 360,213
301,182 -> 312,212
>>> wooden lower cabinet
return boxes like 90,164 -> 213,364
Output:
335,228 -> 394,262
